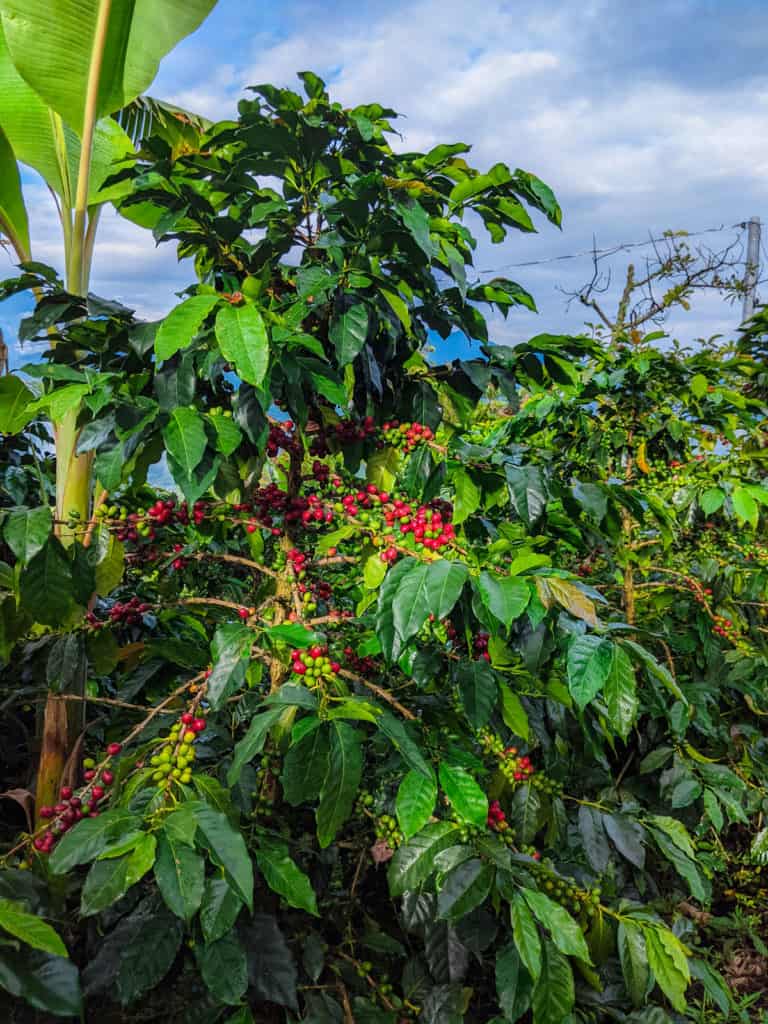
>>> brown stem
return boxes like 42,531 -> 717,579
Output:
337,667 -> 416,721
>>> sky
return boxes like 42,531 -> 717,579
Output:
3,0 -> 768,370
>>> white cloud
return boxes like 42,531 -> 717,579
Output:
6,0 -> 765,356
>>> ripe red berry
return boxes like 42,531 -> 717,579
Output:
192,718 -> 206,733
59,786 -> 72,800
238,607 -> 249,620
181,712 -> 194,725
107,742 -> 122,756
38,806 -> 54,819
101,771 -> 114,786
91,786 -> 105,800
83,770 -> 96,781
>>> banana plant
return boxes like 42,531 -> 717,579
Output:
0,0 -> 217,816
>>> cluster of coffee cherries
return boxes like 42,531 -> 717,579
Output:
383,497 -> 455,554
86,597 -> 153,632
530,774 -> 563,797
474,632 -> 490,661
374,813 -> 404,849
149,713 -> 206,789
487,799 -> 509,832
343,646 -> 377,677
107,596 -> 151,626
97,496 -> 196,542
287,548 -> 309,577
333,415 -> 379,445
451,817 -> 484,844
267,421 -> 301,458
529,861 -> 601,919
711,612 -> 738,642
290,645 -> 341,682
382,420 -> 434,453
34,744 -> 122,853
478,729 -> 536,785
297,580 -> 332,614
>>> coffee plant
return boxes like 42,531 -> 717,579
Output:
1,63 -> 768,1024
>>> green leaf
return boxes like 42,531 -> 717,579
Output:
0,374 -> 34,433
376,710 -> 432,777
451,467 -> 481,524
603,644 -> 638,739
506,465 -> 546,526
19,537 -> 73,625
645,924 -> 690,1013
316,722 -> 363,847
604,814 -> 646,869
690,373 -> 708,399
263,683 -> 318,710
381,287 -> 412,333
388,822 -> 461,898
620,638 -> 687,703
376,557 -> 418,661
0,947 -> 82,1016
0,0 -> 215,136
390,561 -> 432,653
0,122 -> 29,258
197,929 -> 248,1005
154,833 -> 204,921
618,921 -> 650,1008
577,805 -> 610,872
496,943 -> 533,1023
3,506 -> 51,564
330,302 -> 369,365
0,900 -> 67,957
700,487 -> 724,515
163,803 -> 199,846
509,783 -> 544,846
733,486 -> 759,527
163,406 -> 207,477
475,572 -> 530,627
264,622 -> 321,646
566,635 -> 612,710
392,560 -> 467,654
426,560 -> 469,618
155,295 -> 220,361
396,769 -> 438,839
395,198 -> 435,258
0,23 -> 133,204
363,551 -> 387,589
436,858 -> 493,921
80,834 -> 156,916
241,914 -> 298,1011
510,893 -> 542,981
207,622 -> 253,712
457,659 -> 497,728
207,412 -> 242,455
438,763 -> 488,827
255,837 -> 318,916
49,810 -> 139,873
115,903 -> 183,1007
498,682 -> 530,740
196,806 -> 254,911
522,889 -> 591,963
535,575 -> 597,627
531,940 -> 574,1024
200,877 -> 242,944
647,815 -> 696,860
92,528 -> 125,596
690,959 -> 731,1015
215,302 -> 270,386
282,721 -> 329,805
